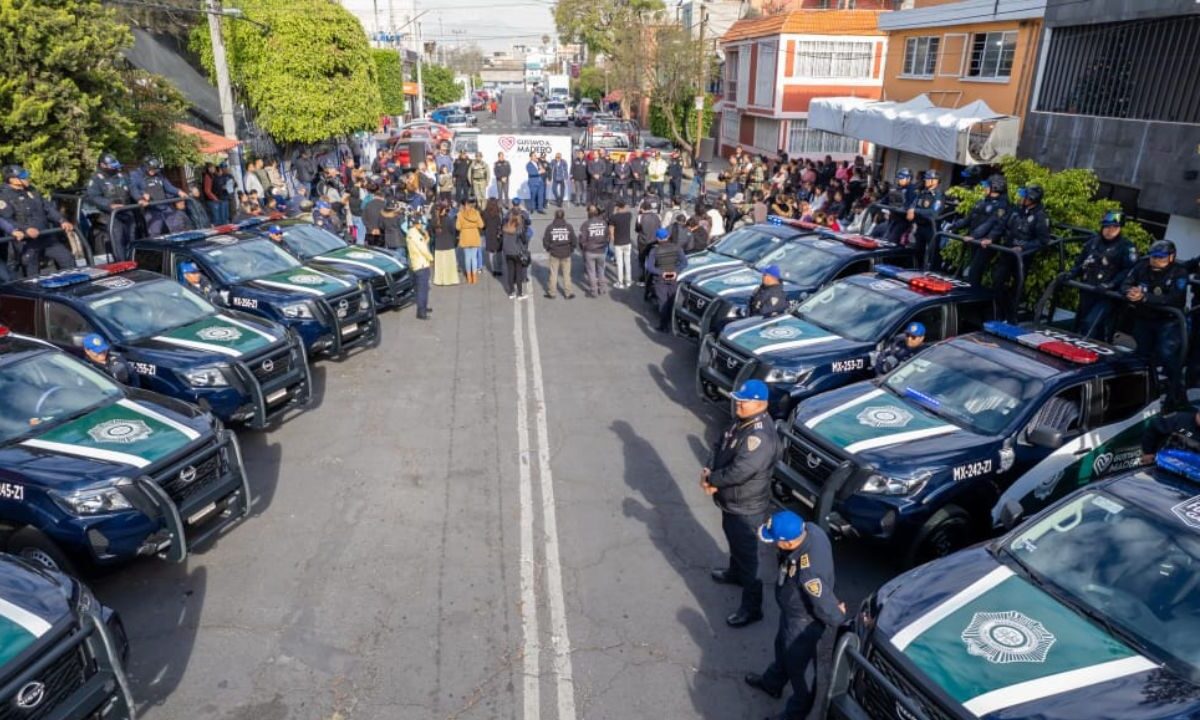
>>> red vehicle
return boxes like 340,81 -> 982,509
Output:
387,135 -> 436,168
398,121 -> 453,144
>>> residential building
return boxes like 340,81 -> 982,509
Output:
1022,0 -> 1200,244
718,9 -> 889,159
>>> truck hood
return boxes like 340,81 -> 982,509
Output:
246,266 -> 355,298
872,548 -> 1197,719
723,314 -> 865,363
312,246 -> 405,277
677,251 -> 744,282
0,556 -> 73,668
137,312 -> 280,360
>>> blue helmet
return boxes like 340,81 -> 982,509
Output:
896,168 -> 913,181
1101,210 -> 1125,228
99,154 -> 122,171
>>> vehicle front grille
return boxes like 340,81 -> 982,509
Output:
681,285 -> 713,318
851,642 -> 955,720
246,344 -> 294,385
781,429 -> 839,486
328,288 -> 372,325
0,637 -> 91,720
156,442 -> 226,506
706,342 -> 749,385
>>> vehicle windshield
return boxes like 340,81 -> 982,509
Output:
590,133 -> 630,150
87,278 -> 216,342
883,343 -> 1043,434
797,282 -> 908,343
710,228 -> 789,262
0,352 -> 122,445
754,242 -> 844,287
1006,491 -> 1200,683
278,225 -> 345,258
198,238 -> 301,283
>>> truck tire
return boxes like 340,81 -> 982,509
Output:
905,505 -> 972,568
8,527 -> 80,577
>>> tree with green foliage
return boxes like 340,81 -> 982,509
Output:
372,48 -> 407,116
0,0 -> 135,189
416,64 -> 463,110
554,0 -> 664,57
647,25 -> 712,153
943,157 -> 1153,309
112,70 -> 202,169
192,0 -> 381,146
575,66 -> 606,104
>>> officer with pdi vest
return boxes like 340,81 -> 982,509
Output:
0,165 -> 75,279
1070,210 -> 1137,340
645,227 -> 688,331
702,379 -> 777,628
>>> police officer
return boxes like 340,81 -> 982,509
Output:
629,150 -> 647,199
702,379 -> 776,627
1070,210 -> 1137,340
82,334 -> 131,384
265,224 -> 285,245
313,200 -> 342,236
1122,240 -> 1189,410
961,175 -> 1012,286
878,168 -> 916,246
0,165 -> 75,279
645,227 -> 688,331
84,154 -> 135,260
909,170 -> 944,269
1141,406 -> 1200,463
749,265 -> 788,318
875,321 -> 926,375
180,260 -> 221,305
744,509 -> 846,720
667,151 -> 684,201
991,183 -> 1052,322
129,157 -> 188,236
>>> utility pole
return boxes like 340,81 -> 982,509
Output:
205,0 -> 242,189
695,5 -> 707,154
415,19 -> 425,118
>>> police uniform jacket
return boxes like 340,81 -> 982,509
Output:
1120,259 -> 1189,310
85,172 -> 132,215
667,160 -> 684,182
705,411 -> 775,516
1071,233 -> 1137,289
775,525 -> 845,639
749,283 -> 788,317
645,241 -> 687,277
629,157 -> 646,182
570,158 -> 588,182
999,203 -> 1051,251
129,170 -> 182,203
1141,410 -> 1200,455
952,195 -> 1010,240
874,334 -> 921,375
0,185 -> 65,235
912,188 -> 944,223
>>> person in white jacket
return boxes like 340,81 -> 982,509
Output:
706,204 -> 726,238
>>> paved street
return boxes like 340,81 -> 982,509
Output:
92,93 -> 894,720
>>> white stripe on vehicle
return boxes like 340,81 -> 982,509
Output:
320,255 -> 387,276
718,283 -> 760,297
679,259 -> 740,280
152,335 -> 243,357
253,279 -> 326,296
891,566 -> 1014,651
218,314 -> 277,342
843,425 -> 958,454
0,598 -> 51,638
118,399 -> 200,441
752,335 -> 838,356
727,315 -> 790,341
962,655 -> 1158,717
21,439 -> 151,468
804,388 -> 886,429
306,267 -> 354,287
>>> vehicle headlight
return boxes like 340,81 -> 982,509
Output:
51,483 -> 134,516
75,583 -> 99,615
359,294 -> 371,311
183,365 -> 230,388
281,301 -> 315,319
764,366 -> 812,385
859,469 -> 933,496
726,305 -> 746,319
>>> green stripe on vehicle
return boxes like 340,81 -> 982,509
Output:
0,615 -> 39,667
156,315 -> 275,357
32,401 -> 195,467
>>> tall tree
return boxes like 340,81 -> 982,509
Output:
192,0 -> 382,146
553,0 -> 664,57
112,70 -> 202,169
372,48 -> 407,116
0,0 -> 135,189
416,64 -> 463,109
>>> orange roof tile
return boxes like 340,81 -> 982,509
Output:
722,10 -> 887,42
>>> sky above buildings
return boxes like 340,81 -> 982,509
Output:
338,0 -> 560,52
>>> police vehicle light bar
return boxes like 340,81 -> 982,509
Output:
1156,448 -> 1200,484
0,326 -> 9,338
767,216 -> 819,231
873,265 -> 953,294
982,321 -> 1100,364
837,235 -> 879,250
37,272 -> 96,289
98,261 -> 138,274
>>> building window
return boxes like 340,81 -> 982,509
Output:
722,111 -> 740,143
902,36 -> 939,77
753,41 -> 778,106
792,40 -> 874,79
787,119 -> 859,156
1036,15 -> 1200,124
753,117 -> 779,151
967,31 -> 1016,79
725,51 -> 739,102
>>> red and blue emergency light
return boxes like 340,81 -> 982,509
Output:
873,265 -> 955,294
983,321 -> 1100,364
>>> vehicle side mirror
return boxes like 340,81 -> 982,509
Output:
1027,425 -> 1064,450
999,500 -> 1024,530
70,332 -> 87,348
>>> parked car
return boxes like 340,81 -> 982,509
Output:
541,101 -> 569,127
574,101 -> 596,127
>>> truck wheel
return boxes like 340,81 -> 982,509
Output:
905,506 -> 972,568
8,527 -> 80,577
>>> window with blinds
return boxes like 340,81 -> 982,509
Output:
791,40 -> 875,79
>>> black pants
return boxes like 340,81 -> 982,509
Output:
721,511 -> 763,613
455,182 -> 470,204
761,621 -> 825,720
991,247 -> 1034,322
21,240 -> 74,277
413,267 -> 431,317
1135,319 -> 1186,409
505,255 -> 527,295
654,277 -> 677,330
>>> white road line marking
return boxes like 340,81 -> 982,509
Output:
513,299 -> 541,720
526,298 -> 578,720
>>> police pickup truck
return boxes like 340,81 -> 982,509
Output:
128,229 -> 380,356
826,449 -> 1200,720
0,328 -> 250,575
698,266 -> 995,419
0,555 -> 133,719
256,218 -> 415,310
775,322 -> 1170,566
0,262 -> 311,429
684,229 -> 920,341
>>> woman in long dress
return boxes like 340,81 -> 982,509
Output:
431,203 -> 460,286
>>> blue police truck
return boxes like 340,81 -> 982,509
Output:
0,328 -> 250,575
826,449 -> 1200,720
0,262 -> 311,429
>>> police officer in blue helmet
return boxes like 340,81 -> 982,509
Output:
179,260 -> 220,305
1122,239 -> 1189,410
875,321 -> 927,375
749,264 -> 788,318
1070,209 -> 1137,340
81,333 -> 130,383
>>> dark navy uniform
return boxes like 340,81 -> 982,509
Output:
93,352 -> 132,385
991,200 -> 1051,321
749,283 -> 788,318
129,165 -> 184,236
0,183 -> 73,277
85,168 -> 135,260
706,412 -> 776,618
910,185 -> 944,270
960,194 -> 1012,286
874,334 -> 922,375
1070,231 -> 1137,340
1121,255 -> 1189,409
1141,410 -> 1200,456
646,236 -> 688,331
878,181 -> 916,245
759,525 -> 845,720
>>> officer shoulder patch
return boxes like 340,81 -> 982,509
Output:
0,200 -> 6,210
996,208 -> 1005,217
747,436 -> 761,452
804,579 -> 823,597
799,553 -> 810,569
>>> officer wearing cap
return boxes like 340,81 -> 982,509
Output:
875,321 -> 926,375
645,226 -> 688,331
85,153 -> 135,260
748,265 -> 788,318
989,183 -> 1051,321
744,509 -> 845,720
81,334 -> 130,384
129,156 -> 188,236
1122,240 -> 1189,410
0,165 -> 75,279
702,379 -> 776,627
179,260 -> 221,305
907,169 -> 944,270
1071,210 -> 1137,340
265,224 -> 285,244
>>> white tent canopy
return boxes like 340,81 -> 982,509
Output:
809,94 -> 1020,165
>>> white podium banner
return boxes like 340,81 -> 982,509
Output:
475,134 -> 575,201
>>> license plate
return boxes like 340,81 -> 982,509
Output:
265,388 -> 289,404
340,323 -> 359,337
187,502 -> 217,525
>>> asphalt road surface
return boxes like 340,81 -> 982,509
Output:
91,92 -> 895,720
